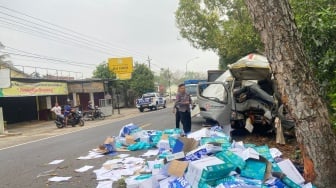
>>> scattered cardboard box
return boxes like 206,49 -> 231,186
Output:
168,160 -> 189,177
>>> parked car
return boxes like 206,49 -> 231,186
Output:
135,92 -> 166,112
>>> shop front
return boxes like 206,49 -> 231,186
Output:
67,80 -> 105,112
0,79 -> 68,124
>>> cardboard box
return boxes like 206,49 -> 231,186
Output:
216,150 -> 246,170
277,159 -> 305,185
126,135 -> 135,145
125,174 -> 153,188
240,158 -> 267,181
166,152 -> 185,162
168,160 -> 189,177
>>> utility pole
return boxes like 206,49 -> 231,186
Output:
147,56 -> 152,69
168,67 -> 172,102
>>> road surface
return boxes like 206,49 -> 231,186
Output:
0,106 -> 205,188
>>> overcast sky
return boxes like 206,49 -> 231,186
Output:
0,0 -> 219,78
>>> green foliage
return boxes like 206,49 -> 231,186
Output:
291,0 -> 336,124
129,63 -> 155,97
92,62 -> 116,79
176,0 -> 336,127
175,0 -> 263,68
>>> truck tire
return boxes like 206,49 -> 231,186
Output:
139,108 -> 144,112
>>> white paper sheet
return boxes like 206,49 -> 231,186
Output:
75,165 -> 94,173
123,157 -> 145,164
141,149 -> 159,157
48,176 -> 72,182
48,159 -> 64,165
187,128 -> 210,140
77,151 -> 105,160
118,154 -> 130,158
270,148 -> 282,159
94,168 -> 122,181
96,180 -> 113,188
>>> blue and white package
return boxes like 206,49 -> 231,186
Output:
168,176 -> 191,188
185,147 -> 208,161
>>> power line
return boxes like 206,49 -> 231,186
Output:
6,46 -> 96,66
0,5 -> 149,59
0,17 -> 132,57
1,49 -> 95,68
0,5 -> 175,71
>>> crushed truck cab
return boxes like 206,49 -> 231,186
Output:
197,54 -> 294,135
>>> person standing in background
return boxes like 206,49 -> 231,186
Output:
175,83 -> 192,134
173,87 -> 181,129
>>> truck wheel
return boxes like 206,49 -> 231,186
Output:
139,108 -> 144,112
163,101 -> 166,108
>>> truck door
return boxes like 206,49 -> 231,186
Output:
197,82 -> 232,134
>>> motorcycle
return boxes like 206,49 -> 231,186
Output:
55,110 -> 84,128
83,106 -> 105,120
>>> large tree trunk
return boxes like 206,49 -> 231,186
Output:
244,0 -> 336,187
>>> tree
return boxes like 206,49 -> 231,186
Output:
244,0 -> 336,186
129,63 -> 155,98
290,0 -> 336,116
175,0 -> 263,68
155,68 -> 171,94
92,62 -> 116,79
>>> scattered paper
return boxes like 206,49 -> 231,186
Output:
187,128 -> 209,140
97,180 -> 113,188
77,150 -> 105,160
94,168 -> 122,181
118,154 -> 130,158
141,149 -> 159,157
48,159 -> 64,165
270,148 -> 282,159
48,176 -> 72,182
75,165 -> 94,173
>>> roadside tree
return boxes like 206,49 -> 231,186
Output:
244,0 -> 336,186
129,63 -> 155,98
175,0 -> 263,68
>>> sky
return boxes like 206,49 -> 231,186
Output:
0,0 -> 219,79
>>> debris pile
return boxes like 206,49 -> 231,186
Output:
46,123 -> 315,188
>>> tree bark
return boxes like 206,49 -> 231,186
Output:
244,0 -> 336,187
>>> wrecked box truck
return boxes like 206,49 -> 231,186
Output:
197,54 -> 294,135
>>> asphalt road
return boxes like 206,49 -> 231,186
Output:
0,106 -> 205,188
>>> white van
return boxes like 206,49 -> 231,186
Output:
197,54 -> 278,135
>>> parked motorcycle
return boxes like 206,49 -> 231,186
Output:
83,107 -> 105,120
55,110 -> 84,128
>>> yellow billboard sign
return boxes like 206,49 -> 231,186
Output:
0,81 -> 68,97
108,57 -> 133,74
117,73 -> 132,80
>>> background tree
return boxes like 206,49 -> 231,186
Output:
155,68 -> 171,95
290,0 -> 336,119
175,0 -> 263,68
92,62 -> 116,79
129,63 -> 155,98
244,0 -> 336,186
92,62 -> 130,107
